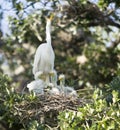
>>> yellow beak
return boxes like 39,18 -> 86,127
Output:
49,13 -> 54,20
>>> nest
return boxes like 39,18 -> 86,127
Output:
13,94 -> 81,127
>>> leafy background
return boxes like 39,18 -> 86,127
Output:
0,0 -> 120,129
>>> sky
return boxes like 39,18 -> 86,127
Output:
0,0 -> 56,36
0,0 -> 119,75
0,0 -> 13,36
0,0 -> 119,37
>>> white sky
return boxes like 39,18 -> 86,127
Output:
0,0 -> 54,36
0,0 -> 119,37
0,0 -> 15,36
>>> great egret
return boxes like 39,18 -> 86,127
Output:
32,14 -> 55,83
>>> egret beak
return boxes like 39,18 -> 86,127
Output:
46,13 -> 54,22
49,13 -> 54,20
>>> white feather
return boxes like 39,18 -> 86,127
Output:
64,86 -> 77,97
49,87 -> 60,95
58,85 -> 77,97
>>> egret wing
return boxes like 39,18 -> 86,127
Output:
32,44 -> 43,75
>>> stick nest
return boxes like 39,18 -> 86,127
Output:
13,94 -> 81,127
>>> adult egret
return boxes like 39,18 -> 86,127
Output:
32,14 -> 55,83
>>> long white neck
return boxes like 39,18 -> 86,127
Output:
46,19 -> 51,46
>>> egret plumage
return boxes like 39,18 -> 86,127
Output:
47,83 -> 60,95
63,86 -> 77,97
32,15 -> 55,83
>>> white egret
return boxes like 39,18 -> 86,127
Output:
32,14 -> 55,83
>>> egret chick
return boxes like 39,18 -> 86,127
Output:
58,74 -> 77,97
59,74 -> 65,92
47,83 -> 60,95
63,86 -> 78,97
27,79 -> 45,94
32,14 -> 55,84
49,83 -> 60,95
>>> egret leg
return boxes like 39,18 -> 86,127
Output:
49,70 -> 57,87
46,75 -> 50,84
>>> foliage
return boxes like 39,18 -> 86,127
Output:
108,76 -> 120,94
0,73 -> 78,130
0,73 -> 43,129
0,73 -> 120,130
58,88 -> 120,130
0,0 -> 120,89
79,42 -> 119,86
0,73 -> 25,129
0,0 -> 120,129
104,76 -> 120,103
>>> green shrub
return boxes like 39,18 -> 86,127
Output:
58,88 -> 120,130
0,73 -> 43,129
0,73 -> 120,130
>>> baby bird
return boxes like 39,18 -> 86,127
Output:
58,74 -> 77,97
27,79 -> 45,94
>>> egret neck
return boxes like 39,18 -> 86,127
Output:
46,19 -> 52,46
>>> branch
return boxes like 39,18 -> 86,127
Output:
30,21 -> 42,41
63,1 -> 120,28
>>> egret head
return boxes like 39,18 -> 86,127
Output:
59,74 -> 65,88
59,74 -> 65,81
46,13 -> 54,22
47,83 -> 54,88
